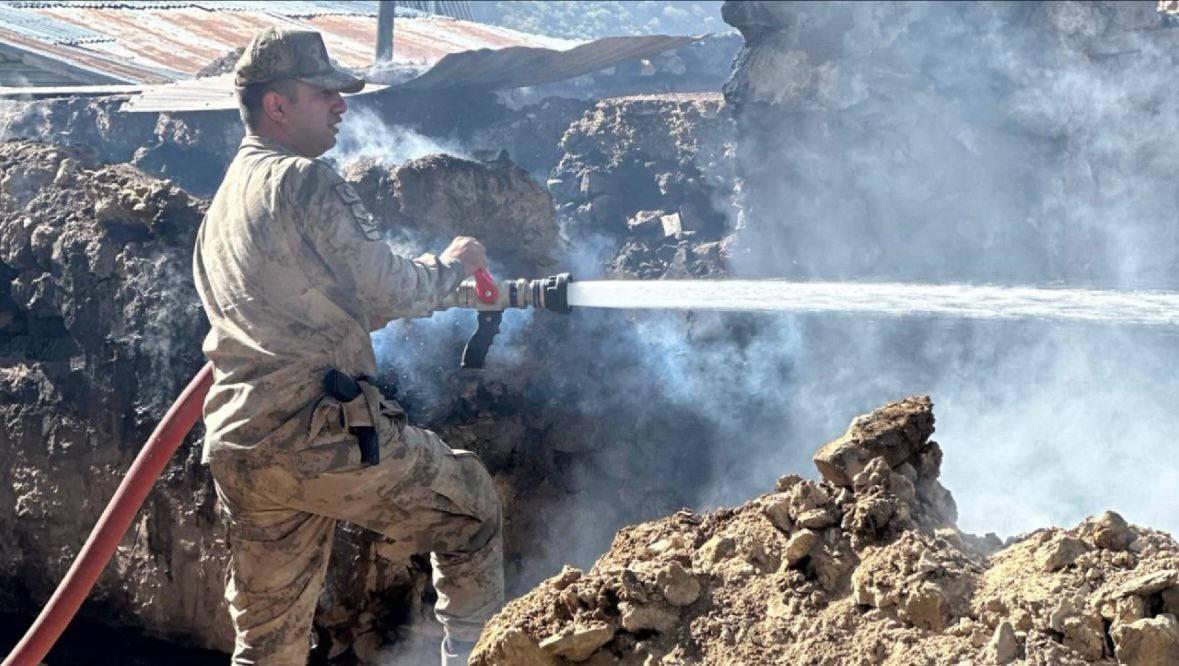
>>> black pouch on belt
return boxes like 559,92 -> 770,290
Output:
323,369 -> 380,466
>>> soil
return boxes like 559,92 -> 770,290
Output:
471,396 -> 1179,665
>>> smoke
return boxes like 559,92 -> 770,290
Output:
358,1 -> 1179,616
716,1 -> 1179,539
327,106 -> 469,168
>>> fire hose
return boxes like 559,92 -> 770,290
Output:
2,270 -> 570,665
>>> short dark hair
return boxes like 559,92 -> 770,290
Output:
237,79 -> 299,130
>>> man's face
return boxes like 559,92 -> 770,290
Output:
273,81 -> 347,158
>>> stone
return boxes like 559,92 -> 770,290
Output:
1112,614 -> 1179,666
659,212 -> 683,237
984,620 -> 1019,664
1115,570 -> 1179,598
900,583 -> 948,632
1081,511 -> 1135,551
552,566 -> 584,591
785,481 -> 829,520
473,628 -> 557,666
762,494 -> 793,533
813,396 -> 935,487
539,623 -> 615,662
656,562 -> 701,607
1113,595 -> 1148,628
619,602 -> 679,633
646,534 -> 690,557
1062,614 -> 1106,661
1036,535 -> 1089,572
626,209 -> 665,234
784,529 -> 820,568
694,535 -> 737,566
1048,597 -> 1077,633
796,506 -> 838,530
775,474 -> 804,492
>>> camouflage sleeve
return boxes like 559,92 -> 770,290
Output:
285,160 -> 465,324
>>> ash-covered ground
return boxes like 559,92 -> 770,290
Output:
2,2 -> 1179,664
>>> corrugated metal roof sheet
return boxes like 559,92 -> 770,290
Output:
0,3 -> 575,85
119,34 -> 700,112
0,1 -> 699,107
1,1 -> 416,17
0,4 -> 110,44
397,34 -> 701,91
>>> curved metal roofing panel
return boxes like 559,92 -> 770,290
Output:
0,4 -> 110,43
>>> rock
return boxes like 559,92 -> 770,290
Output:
796,506 -> 838,530
695,535 -> 737,566
762,494 -> 793,532
656,562 -> 701,607
900,583 -> 948,632
627,209 -> 666,234
1112,614 -> 1179,666
619,602 -> 679,633
784,529 -> 820,568
775,474 -> 804,492
539,623 -> 615,662
1112,595 -> 1148,628
659,212 -> 683,237
1114,570 -> 1179,598
1048,597 -> 1077,633
983,620 -> 1019,664
646,534 -> 690,558
785,481 -> 829,520
1036,535 -> 1089,572
553,566 -> 584,591
1080,511 -> 1135,551
473,627 -> 557,666
1062,614 -> 1106,661
813,396 -> 936,487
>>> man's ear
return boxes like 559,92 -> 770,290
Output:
262,90 -> 288,125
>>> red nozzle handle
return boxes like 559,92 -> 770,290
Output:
474,267 -> 499,304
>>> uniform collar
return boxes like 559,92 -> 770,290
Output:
241,134 -> 297,155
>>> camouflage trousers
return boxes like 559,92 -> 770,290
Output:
210,385 -> 503,665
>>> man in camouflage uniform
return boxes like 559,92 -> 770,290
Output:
193,27 -> 503,665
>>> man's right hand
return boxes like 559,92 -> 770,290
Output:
440,236 -> 488,276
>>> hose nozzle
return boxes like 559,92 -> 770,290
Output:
446,272 -> 572,369
446,272 -> 573,313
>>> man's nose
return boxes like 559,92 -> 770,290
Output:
333,92 -> 347,114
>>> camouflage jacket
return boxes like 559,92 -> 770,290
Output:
193,135 -> 462,463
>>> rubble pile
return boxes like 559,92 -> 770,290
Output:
343,152 -> 560,276
549,93 -> 736,278
0,139 -> 228,646
471,396 -> 1179,665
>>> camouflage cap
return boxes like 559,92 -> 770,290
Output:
234,27 -> 365,94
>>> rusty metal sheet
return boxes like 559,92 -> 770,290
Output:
0,4 -> 575,84
0,25 -> 175,82
395,34 -> 701,91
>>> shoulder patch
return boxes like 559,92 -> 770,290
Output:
334,182 -> 381,241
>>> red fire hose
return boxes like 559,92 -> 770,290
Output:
3,362 -> 214,666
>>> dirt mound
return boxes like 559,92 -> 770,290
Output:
343,152 -> 559,277
548,93 -> 736,279
471,396 -> 1179,665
